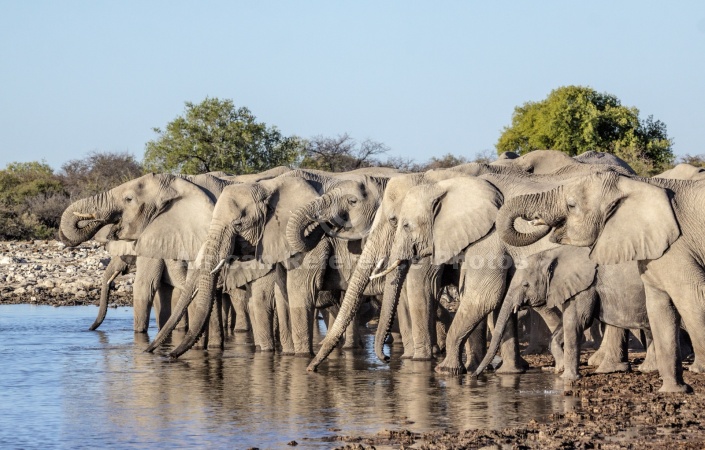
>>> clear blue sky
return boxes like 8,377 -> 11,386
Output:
2,1 -> 704,170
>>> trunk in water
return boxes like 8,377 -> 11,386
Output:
145,267 -> 199,352
496,187 -> 564,247
373,260 -> 410,362
472,296 -> 517,376
307,218 -> 391,371
145,224 -> 234,355
59,194 -> 112,247
285,193 -> 334,253
90,256 -> 130,331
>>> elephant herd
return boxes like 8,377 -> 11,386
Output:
58,150 -> 705,394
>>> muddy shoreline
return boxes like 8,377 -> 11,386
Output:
3,241 -> 705,448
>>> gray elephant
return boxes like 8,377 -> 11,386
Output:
496,171 -> 705,392
147,169 -> 392,358
490,149 -> 635,175
309,160 -> 635,375
474,246 -> 655,380
59,173 -> 228,333
654,163 -> 705,181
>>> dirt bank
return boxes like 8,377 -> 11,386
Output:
0,240 -> 133,307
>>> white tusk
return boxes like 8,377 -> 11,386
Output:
369,259 -> 402,280
190,288 -> 199,299
529,218 -> 547,226
210,259 -> 226,275
372,258 -> 386,273
73,212 -> 96,219
107,271 -> 120,284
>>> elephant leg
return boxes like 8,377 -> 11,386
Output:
133,257 -> 165,333
162,259 -> 189,330
206,291 -> 225,350
435,301 -> 452,356
560,299 -> 582,381
594,325 -> 630,374
405,262 -> 441,361
230,288 -> 250,333
587,323 -> 607,366
397,285 -> 415,359
496,311 -> 529,374
220,293 -> 234,333
287,240 -> 329,356
638,330 -> 659,373
464,319 -> 487,373
435,241 -> 508,375
534,306 -> 563,372
670,290 -> 705,374
249,273 -> 276,352
643,283 -> 690,393
274,265 -> 294,355
342,310 -> 362,350
154,283 -> 174,330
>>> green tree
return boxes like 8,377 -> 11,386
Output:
0,161 -> 65,239
143,98 -> 304,174
496,86 -> 674,175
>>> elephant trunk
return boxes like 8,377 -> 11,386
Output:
473,293 -> 519,376
59,193 -> 113,247
373,258 -> 410,362
307,218 -> 392,371
168,223 -> 235,358
90,256 -> 130,331
496,187 -> 564,247
286,192 -> 337,253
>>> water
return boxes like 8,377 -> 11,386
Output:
0,305 -> 571,449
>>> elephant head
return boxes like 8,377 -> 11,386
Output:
370,176 -> 504,362
473,246 -> 597,376
59,173 -> 216,262
147,176 -> 321,357
490,150 -> 576,174
286,175 -> 389,252
496,172 -> 680,265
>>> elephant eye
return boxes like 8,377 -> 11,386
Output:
124,196 -> 133,203
566,198 -> 576,210
522,281 -> 530,288
389,216 -> 397,226
348,197 -> 358,205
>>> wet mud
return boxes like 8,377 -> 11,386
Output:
317,352 -> 705,449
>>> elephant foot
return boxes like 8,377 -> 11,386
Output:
587,350 -> 604,367
257,346 -> 275,353
295,351 -> 314,358
659,382 -> 693,394
434,360 -> 467,375
412,355 -> 434,362
595,361 -> 630,374
496,363 -> 527,374
279,351 -> 296,356
233,328 -> 250,333
637,359 -> 659,373
542,366 -> 562,374
432,345 -> 444,357
687,360 -> 705,373
561,371 -> 581,381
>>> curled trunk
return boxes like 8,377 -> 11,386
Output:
307,219 -> 391,371
473,296 -> 517,376
496,187 -> 564,247
90,256 -> 130,331
285,193 -> 335,253
373,260 -> 410,362
59,193 -> 112,247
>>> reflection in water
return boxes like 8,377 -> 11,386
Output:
0,305 -> 569,448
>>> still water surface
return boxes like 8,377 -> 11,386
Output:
0,305 -> 570,449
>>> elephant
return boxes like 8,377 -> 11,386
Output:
474,246 -> 655,381
654,163 -> 705,181
495,171 -> 705,392
59,173 -> 229,334
307,160 -> 635,373
490,149 -> 635,175
146,169 -> 393,358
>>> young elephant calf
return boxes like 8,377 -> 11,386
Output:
475,246 -> 654,380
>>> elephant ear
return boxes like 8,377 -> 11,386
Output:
257,177 -> 321,265
136,176 -> 215,261
546,246 -> 597,308
431,177 -> 503,265
590,176 -> 680,265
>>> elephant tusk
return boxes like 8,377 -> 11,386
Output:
107,270 -> 120,285
191,288 -> 199,299
73,212 -> 97,219
374,258 -> 386,272
210,259 -> 226,275
529,218 -> 547,226
369,259 -> 402,280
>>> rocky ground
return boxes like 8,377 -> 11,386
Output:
5,241 -> 705,449
0,240 -> 133,306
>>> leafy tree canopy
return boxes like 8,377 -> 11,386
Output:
61,151 -> 143,199
143,98 -> 305,175
496,85 -> 674,175
0,161 -> 63,205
